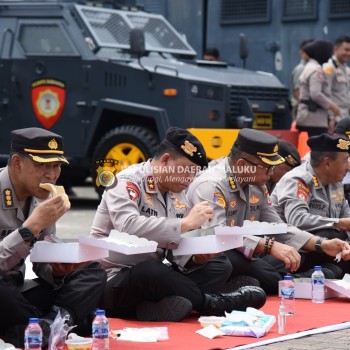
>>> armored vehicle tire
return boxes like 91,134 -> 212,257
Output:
92,125 -> 159,193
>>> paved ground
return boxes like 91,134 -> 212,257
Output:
55,186 -> 350,350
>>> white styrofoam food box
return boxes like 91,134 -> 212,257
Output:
172,227 -> 243,256
30,241 -> 109,263
278,278 -> 341,299
325,273 -> 350,298
215,221 -> 288,236
79,230 -> 158,255
173,221 -> 287,256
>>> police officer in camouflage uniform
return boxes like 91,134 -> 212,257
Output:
0,128 -> 107,348
323,36 -> 350,120
272,133 -> 350,276
91,127 -> 266,322
186,129 -> 350,294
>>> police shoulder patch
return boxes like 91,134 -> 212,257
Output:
213,192 -> 226,208
297,179 -> 311,201
126,182 -> 140,201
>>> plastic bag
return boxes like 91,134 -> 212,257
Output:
48,309 -> 76,350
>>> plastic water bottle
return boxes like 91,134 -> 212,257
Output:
92,309 -> 109,350
24,318 -> 42,350
311,266 -> 325,304
278,300 -> 286,334
280,275 -> 295,315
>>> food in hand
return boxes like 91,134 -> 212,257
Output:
39,183 -> 71,209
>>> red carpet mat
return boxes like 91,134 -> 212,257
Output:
108,296 -> 350,350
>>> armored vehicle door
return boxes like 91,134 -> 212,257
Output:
4,16 -> 92,163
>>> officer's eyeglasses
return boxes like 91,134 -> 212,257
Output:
241,157 -> 275,174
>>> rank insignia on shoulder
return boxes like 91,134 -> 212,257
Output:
146,175 -> 157,192
312,176 -> 321,188
3,188 -> 14,208
228,175 -> 236,190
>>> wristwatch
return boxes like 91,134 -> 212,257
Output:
19,226 -> 37,247
315,237 -> 327,253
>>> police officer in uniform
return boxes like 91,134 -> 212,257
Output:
91,127 -> 266,322
272,133 -> 350,275
266,139 -> 301,194
323,36 -> 350,120
0,128 -> 106,348
186,129 -> 350,294
296,40 -> 340,136
333,118 -> 350,204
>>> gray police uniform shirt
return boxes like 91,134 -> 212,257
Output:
323,55 -> 350,119
0,167 -> 55,286
271,162 -> 350,237
186,157 -> 313,259
296,58 -> 333,128
91,160 -> 190,280
290,59 -> 306,117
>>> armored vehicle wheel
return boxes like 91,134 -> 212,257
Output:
92,125 -> 159,193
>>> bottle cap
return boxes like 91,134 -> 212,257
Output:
28,318 -> 39,323
314,265 -> 322,270
284,275 -> 293,280
95,309 -> 106,316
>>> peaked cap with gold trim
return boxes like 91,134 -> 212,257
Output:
163,127 -> 208,169
334,118 -> 350,139
234,128 -> 285,166
11,127 -> 68,164
278,139 -> 301,168
307,133 -> 350,153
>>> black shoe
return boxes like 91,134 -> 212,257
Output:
136,296 -> 192,322
220,275 -> 260,293
202,286 -> 266,316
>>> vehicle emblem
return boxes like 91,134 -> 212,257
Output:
31,79 -> 66,128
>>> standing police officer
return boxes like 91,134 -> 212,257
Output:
323,36 -> 350,120
91,127 -> 266,322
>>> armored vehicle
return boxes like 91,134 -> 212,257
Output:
0,1 -> 292,186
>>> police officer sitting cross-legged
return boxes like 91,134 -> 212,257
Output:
271,133 -> 350,277
186,128 -> 350,294
90,127 -> 266,322
0,128 -> 107,348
